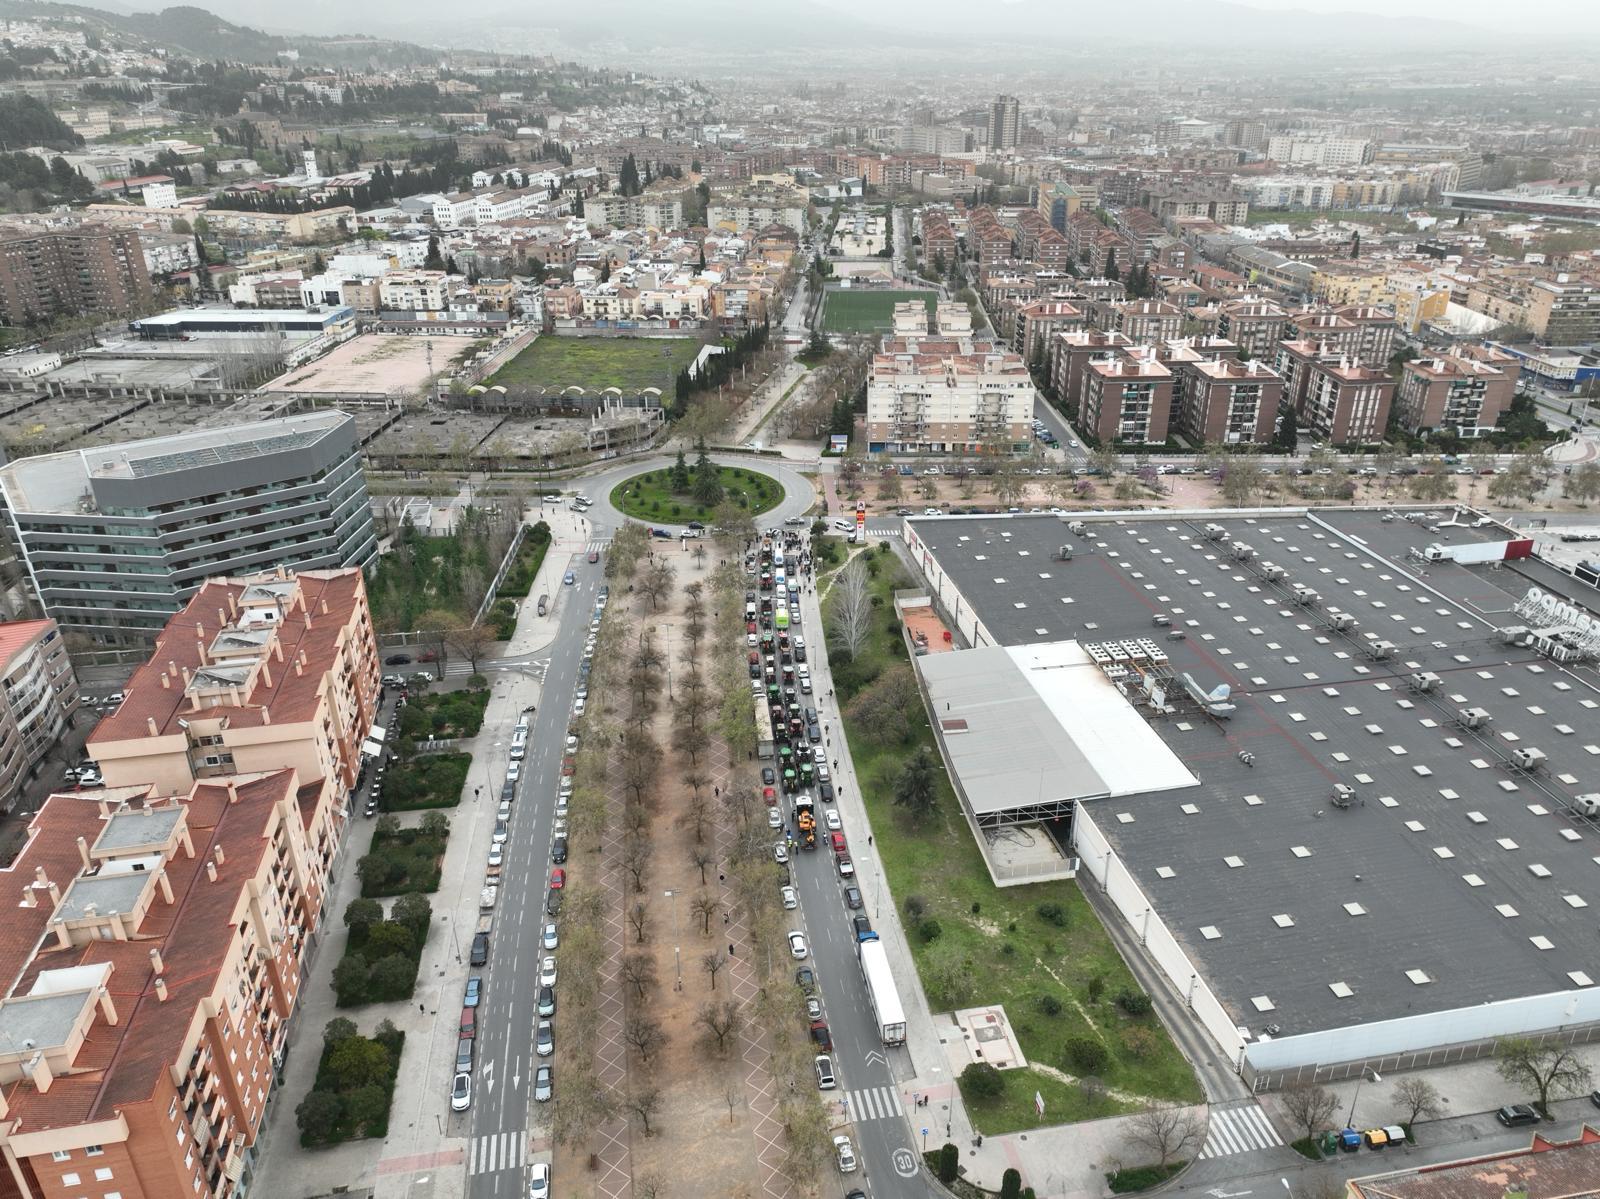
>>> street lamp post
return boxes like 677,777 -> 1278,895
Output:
1346,1066 -> 1381,1129
665,888 -> 681,990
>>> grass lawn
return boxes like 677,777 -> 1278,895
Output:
610,465 -> 783,523
827,548 -> 1200,1134
486,335 -> 699,395
822,288 -> 937,333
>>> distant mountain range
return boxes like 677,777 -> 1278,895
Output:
42,0 -> 1584,55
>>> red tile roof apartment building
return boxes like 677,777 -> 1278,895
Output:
1397,353 -> 1516,435
0,567 -> 378,1199
89,569 -> 381,800
1080,349 -> 1175,445
1276,339 -> 1395,444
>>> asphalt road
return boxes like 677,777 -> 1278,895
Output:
462,563 -> 601,1199
786,573 -> 928,1199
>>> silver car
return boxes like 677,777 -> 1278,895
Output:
535,1064 -> 553,1102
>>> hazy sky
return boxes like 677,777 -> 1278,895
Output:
1153,0 -> 1595,30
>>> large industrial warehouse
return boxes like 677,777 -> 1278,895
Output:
900,506 -> 1600,1087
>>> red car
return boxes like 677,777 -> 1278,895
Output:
829,831 -> 847,855
418,649 -> 439,662
588,549 -> 600,563
762,786 -> 776,804
550,867 -> 566,889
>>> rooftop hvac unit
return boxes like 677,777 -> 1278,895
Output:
1366,640 -> 1396,660
1511,747 -> 1547,772
1231,541 -> 1254,561
1330,612 -> 1356,631
1500,625 -> 1532,647
1331,784 -> 1356,808
1204,523 -> 1226,540
1067,520 -> 1087,536
1409,672 -> 1441,694
1056,545 -> 1074,561
1458,707 -> 1492,730
1574,794 -> 1600,818
1261,562 -> 1286,581
1548,643 -> 1584,663
1291,584 -> 1319,606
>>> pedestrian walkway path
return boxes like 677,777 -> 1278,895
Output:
468,1130 -> 526,1176
1197,1101 -> 1283,1159
841,1085 -> 904,1124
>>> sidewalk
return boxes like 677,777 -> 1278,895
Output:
804,538 -> 1227,1199
730,359 -> 808,447
252,511 -> 576,1199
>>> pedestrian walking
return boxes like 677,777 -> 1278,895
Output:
729,942 -> 736,957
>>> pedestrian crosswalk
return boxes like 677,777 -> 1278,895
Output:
585,539 -> 611,552
469,1130 -> 526,1175
839,1085 -> 905,1124
1197,1101 -> 1283,1159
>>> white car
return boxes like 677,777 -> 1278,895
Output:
540,955 -> 558,987
488,845 -> 504,868
542,923 -> 559,949
781,885 -> 798,910
565,734 -> 579,751
492,820 -> 508,844
812,746 -> 827,764
528,1162 -> 551,1199
825,810 -> 842,831
767,806 -> 783,829
774,842 -> 790,864
834,1135 -> 857,1173
788,930 -> 809,959
817,764 -> 831,783
573,697 -> 587,717
451,1072 -> 472,1112
506,762 -> 521,782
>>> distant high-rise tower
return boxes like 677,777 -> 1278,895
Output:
988,94 -> 1020,151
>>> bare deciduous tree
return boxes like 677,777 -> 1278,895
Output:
620,952 -> 658,1001
628,901 -> 650,944
622,835 -> 653,893
1392,1077 -> 1444,1126
623,1084 -> 663,1137
1498,1037 -> 1595,1115
623,1014 -> 666,1065
690,890 -> 719,932
1127,1104 -> 1203,1166
1281,1083 -> 1339,1141
684,787 -> 711,843
690,845 -> 718,888
828,557 -> 873,661
701,947 -> 728,991
695,1000 -> 743,1055
639,560 -> 676,611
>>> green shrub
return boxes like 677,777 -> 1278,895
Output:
1065,1036 -> 1110,1075
1000,1168 -> 1023,1199
1036,901 -> 1069,927
1087,974 -> 1105,1004
918,917 -> 942,943
1106,1163 -> 1184,1192
903,894 -> 926,919
1117,989 -> 1153,1017
960,1061 -> 1005,1100
1036,993 -> 1063,1017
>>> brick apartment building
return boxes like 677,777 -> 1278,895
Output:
0,570 -> 377,1199
0,620 -> 79,816
1013,299 -> 1085,361
1278,339 -> 1394,443
919,210 -> 957,272
966,208 -> 1014,265
0,225 -> 152,326
1177,357 -> 1285,445
1118,300 -> 1185,344
1332,304 -> 1397,368
89,568 -> 381,799
1080,349 -> 1174,445
1048,329 -> 1134,411
1396,353 -> 1515,434
1215,299 -> 1290,359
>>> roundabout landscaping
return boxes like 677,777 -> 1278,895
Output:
608,459 -> 785,524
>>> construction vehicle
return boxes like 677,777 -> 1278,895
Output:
794,793 -> 817,849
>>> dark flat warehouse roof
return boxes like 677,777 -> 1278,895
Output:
908,508 -> 1600,1038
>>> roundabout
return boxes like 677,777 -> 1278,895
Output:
607,461 -> 786,524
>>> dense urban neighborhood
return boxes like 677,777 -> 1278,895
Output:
0,3 -> 1597,1199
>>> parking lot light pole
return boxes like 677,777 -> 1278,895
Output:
1346,1066 -> 1381,1129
